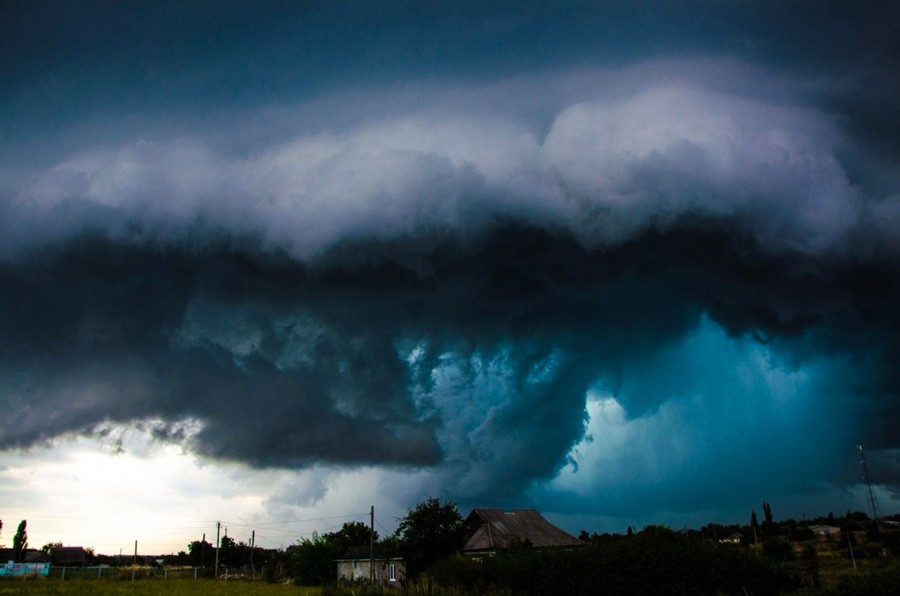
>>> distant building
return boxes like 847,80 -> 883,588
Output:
808,525 -> 841,537
336,548 -> 405,587
0,549 -> 49,564
461,509 -> 585,557
719,532 -> 743,545
50,547 -> 88,565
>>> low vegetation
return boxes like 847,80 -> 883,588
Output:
0,578 -> 317,596
427,526 -> 799,595
3,502 -> 900,594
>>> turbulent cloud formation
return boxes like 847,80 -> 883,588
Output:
2,1 -> 899,526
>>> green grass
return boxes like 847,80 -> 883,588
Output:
0,578 -> 320,596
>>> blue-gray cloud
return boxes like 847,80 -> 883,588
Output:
2,1 -> 899,522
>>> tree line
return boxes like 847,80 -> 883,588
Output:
7,499 -> 897,592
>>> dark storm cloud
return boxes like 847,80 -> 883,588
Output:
2,1 -> 900,515
1,215 -> 898,498
0,224 -> 695,467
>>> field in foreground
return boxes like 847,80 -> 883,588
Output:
0,579 -> 318,596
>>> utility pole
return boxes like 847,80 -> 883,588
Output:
133,540 -> 137,566
200,532 -> 205,569
858,444 -> 882,530
250,530 -> 255,580
370,505 -> 375,584
214,522 -> 221,578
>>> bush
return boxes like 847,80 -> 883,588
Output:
762,537 -> 795,562
427,527 -> 798,595
823,562 -> 900,596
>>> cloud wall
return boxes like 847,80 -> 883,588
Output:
2,0 -> 899,524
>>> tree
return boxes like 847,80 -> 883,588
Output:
287,521 -> 381,585
330,520 -> 377,553
750,510 -> 760,543
762,501 -> 774,535
218,535 -> 249,568
13,520 -> 27,562
394,497 -> 464,578
187,539 -> 213,567
290,532 -> 341,585
41,541 -> 63,555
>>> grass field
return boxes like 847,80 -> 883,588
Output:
0,578 -> 320,596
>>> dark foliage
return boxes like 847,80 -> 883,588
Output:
289,532 -> 342,585
186,538 -> 214,567
822,562 -> 900,596
395,497 -> 464,578
428,526 -> 799,595
12,520 -> 27,563
762,537 -> 795,562
288,520 -> 378,585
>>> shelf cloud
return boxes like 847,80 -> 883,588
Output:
2,1 -> 899,527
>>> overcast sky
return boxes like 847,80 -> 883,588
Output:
2,1 -> 900,554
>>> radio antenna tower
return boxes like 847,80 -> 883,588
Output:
857,444 -> 882,530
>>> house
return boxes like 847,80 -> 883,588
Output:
336,548 -> 405,586
50,547 -> 88,565
461,509 -> 585,557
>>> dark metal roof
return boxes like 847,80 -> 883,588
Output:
461,509 -> 584,552
50,547 -> 87,565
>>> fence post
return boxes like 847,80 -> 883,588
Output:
61,566 -> 66,580
98,566 -> 102,579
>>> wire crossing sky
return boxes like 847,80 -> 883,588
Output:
1,1 -> 899,552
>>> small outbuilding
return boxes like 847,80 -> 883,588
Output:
336,548 -> 405,587
808,525 -> 841,537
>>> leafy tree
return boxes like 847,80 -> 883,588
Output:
187,539 -> 213,567
394,497 -> 464,578
331,520 -> 377,553
12,520 -> 27,562
762,501 -> 775,536
218,535 -> 252,568
284,521 -> 383,585
41,541 -> 63,555
290,531 -> 341,585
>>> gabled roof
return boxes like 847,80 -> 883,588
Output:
50,546 -> 87,564
461,509 -> 584,552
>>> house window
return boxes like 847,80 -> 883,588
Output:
389,563 -> 396,581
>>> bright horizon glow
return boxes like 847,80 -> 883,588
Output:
2,434 -> 891,555
0,429 -> 410,554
